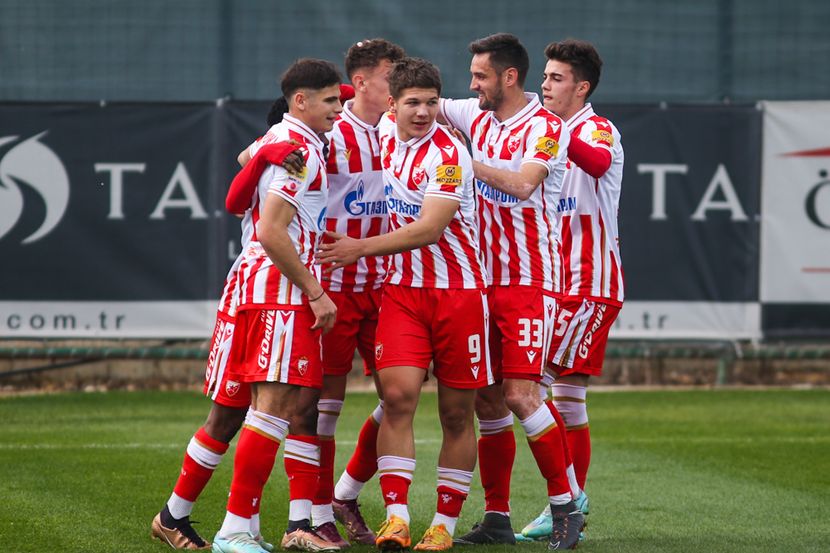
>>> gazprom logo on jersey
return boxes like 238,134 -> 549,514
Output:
384,183 -> 421,216
476,179 -> 519,204
556,196 -> 577,213
0,132 -> 70,244
317,206 -> 328,231
344,180 -> 387,216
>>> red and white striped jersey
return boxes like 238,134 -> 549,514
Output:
440,93 -> 569,291
324,101 -> 388,293
558,103 -> 624,304
235,114 -> 329,309
378,113 -> 487,289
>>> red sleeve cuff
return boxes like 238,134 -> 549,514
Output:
568,135 -> 612,179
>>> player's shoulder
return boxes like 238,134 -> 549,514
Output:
432,126 -> 469,157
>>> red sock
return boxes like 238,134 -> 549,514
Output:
567,426 -> 591,489
284,435 -> 320,501
227,427 -> 280,517
314,437 -> 336,505
545,402 -> 573,467
345,415 -> 379,482
478,430 -> 515,512
436,485 -> 467,518
173,427 -> 229,502
379,474 -> 411,507
527,426 -> 570,498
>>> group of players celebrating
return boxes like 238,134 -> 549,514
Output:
150,32 -> 624,553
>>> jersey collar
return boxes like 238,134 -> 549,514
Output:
395,120 -> 438,150
282,114 -> 326,151
340,100 -> 380,132
491,92 -> 543,130
566,103 -> 595,132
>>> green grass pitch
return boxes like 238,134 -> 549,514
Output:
0,389 -> 828,552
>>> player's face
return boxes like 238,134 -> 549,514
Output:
390,87 -> 440,141
355,59 -> 395,114
301,84 -> 344,134
541,59 -> 584,121
470,53 -> 505,112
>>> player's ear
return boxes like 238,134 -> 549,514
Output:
503,67 -> 518,88
387,95 -> 396,113
352,72 -> 366,91
293,90 -> 306,112
577,80 -> 591,98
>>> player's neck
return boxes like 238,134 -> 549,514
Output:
493,90 -> 530,123
349,97 -> 384,127
558,101 -> 587,124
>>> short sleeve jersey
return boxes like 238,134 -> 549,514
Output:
324,101 -> 388,293
377,113 -> 487,289
558,103 -> 624,304
440,93 -> 569,291
235,114 -> 329,309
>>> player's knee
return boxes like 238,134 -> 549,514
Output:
439,404 -> 473,436
503,385 -> 541,419
204,404 -> 247,443
474,388 -> 507,419
382,386 -> 418,416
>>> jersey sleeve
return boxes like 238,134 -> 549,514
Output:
266,149 -> 318,209
521,116 -> 570,175
580,117 -> 617,153
439,98 -> 481,139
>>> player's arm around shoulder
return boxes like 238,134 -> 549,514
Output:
258,157 -> 335,331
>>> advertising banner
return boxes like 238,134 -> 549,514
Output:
0,102 -> 768,339
760,101 -> 830,337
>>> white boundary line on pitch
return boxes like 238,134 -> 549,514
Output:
0,439 -> 445,450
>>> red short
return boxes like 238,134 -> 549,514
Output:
322,288 -> 382,377
228,307 -> 323,388
203,311 -> 252,408
488,286 -> 557,382
547,297 -> 621,376
374,286 -> 492,389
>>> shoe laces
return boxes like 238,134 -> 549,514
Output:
176,517 -> 208,547
422,525 -> 447,544
550,513 -> 569,541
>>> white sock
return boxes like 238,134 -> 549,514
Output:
289,499 -> 313,523
431,512 -> 457,535
549,492 -> 572,506
166,493 -> 194,520
312,503 -> 335,525
218,512 -> 251,538
250,513 -> 261,537
334,471 -> 365,501
387,503 -> 410,524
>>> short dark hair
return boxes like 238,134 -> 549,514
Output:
280,58 -> 342,98
388,57 -> 441,99
345,38 -> 406,78
544,39 -> 603,98
468,33 -> 529,86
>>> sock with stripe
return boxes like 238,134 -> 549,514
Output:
520,404 -> 571,502
545,401 -> 581,497
165,426 -> 230,521
553,383 -> 591,489
431,467 -> 473,536
219,410 -> 288,537
285,435 -> 321,526
378,455 -> 415,523
335,401 -> 383,500
477,415 -> 515,514
312,399 -> 342,524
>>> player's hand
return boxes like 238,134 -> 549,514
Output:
317,231 -> 364,272
448,126 -> 467,144
309,292 -> 337,333
260,140 -> 306,175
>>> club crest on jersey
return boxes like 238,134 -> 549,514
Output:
436,164 -> 462,187
412,165 -> 426,186
535,137 -> 559,158
225,380 -> 240,397
375,343 -> 384,360
297,356 -> 309,376
507,134 -> 522,154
